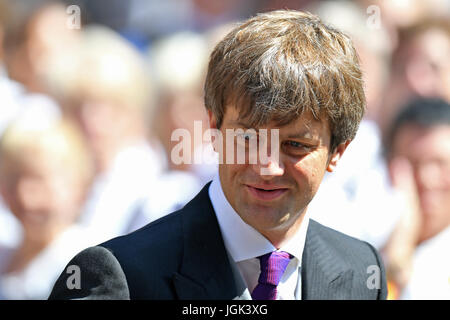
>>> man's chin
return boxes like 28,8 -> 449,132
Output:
239,202 -> 290,226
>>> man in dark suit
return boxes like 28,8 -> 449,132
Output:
49,10 -> 387,300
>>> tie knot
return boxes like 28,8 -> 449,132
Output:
257,251 -> 293,286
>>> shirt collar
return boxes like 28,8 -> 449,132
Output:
208,173 -> 309,264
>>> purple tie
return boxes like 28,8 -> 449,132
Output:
251,251 -> 293,300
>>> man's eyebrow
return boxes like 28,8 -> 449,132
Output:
229,120 -> 320,139
285,122 -> 320,140
286,133 -> 317,140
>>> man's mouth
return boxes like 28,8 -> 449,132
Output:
245,184 -> 289,201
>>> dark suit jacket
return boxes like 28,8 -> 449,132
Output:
49,183 -> 387,300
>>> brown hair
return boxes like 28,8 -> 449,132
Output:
204,10 -> 366,150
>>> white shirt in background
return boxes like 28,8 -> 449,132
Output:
400,226 -> 450,300
0,225 -> 101,300
126,169 -> 203,231
78,140 -> 204,240
78,141 -> 167,241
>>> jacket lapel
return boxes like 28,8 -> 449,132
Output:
172,183 -> 250,300
172,185 -> 355,300
301,220 -> 354,300
226,249 -> 252,300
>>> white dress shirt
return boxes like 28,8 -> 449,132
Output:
208,174 -> 310,300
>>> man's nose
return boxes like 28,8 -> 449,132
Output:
250,157 -> 285,179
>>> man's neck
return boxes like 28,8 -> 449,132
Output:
256,209 -> 308,249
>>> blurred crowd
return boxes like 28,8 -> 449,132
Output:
0,0 -> 448,300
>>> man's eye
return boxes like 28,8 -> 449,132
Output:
282,141 -> 312,153
285,141 -> 306,148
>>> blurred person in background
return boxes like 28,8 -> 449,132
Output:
379,18 -> 450,135
149,31 -> 217,185
358,0 -> 450,45
383,98 -> 450,299
0,0 -> 26,248
258,0 -> 317,12
2,1 -> 81,96
0,0 -> 62,249
304,0 -> 400,249
188,0 -> 256,31
54,25 -> 199,241
0,114 -> 96,300
71,0 -> 259,46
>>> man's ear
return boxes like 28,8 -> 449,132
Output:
326,140 -> 351,173
208,110 -> 218,130
207,110 -> 221,153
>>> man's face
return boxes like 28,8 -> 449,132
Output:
391,124 -> 450,241
209,105 -> 348,238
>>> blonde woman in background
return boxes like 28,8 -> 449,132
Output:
52,25 -> 201,241
0,114 -> 97,300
